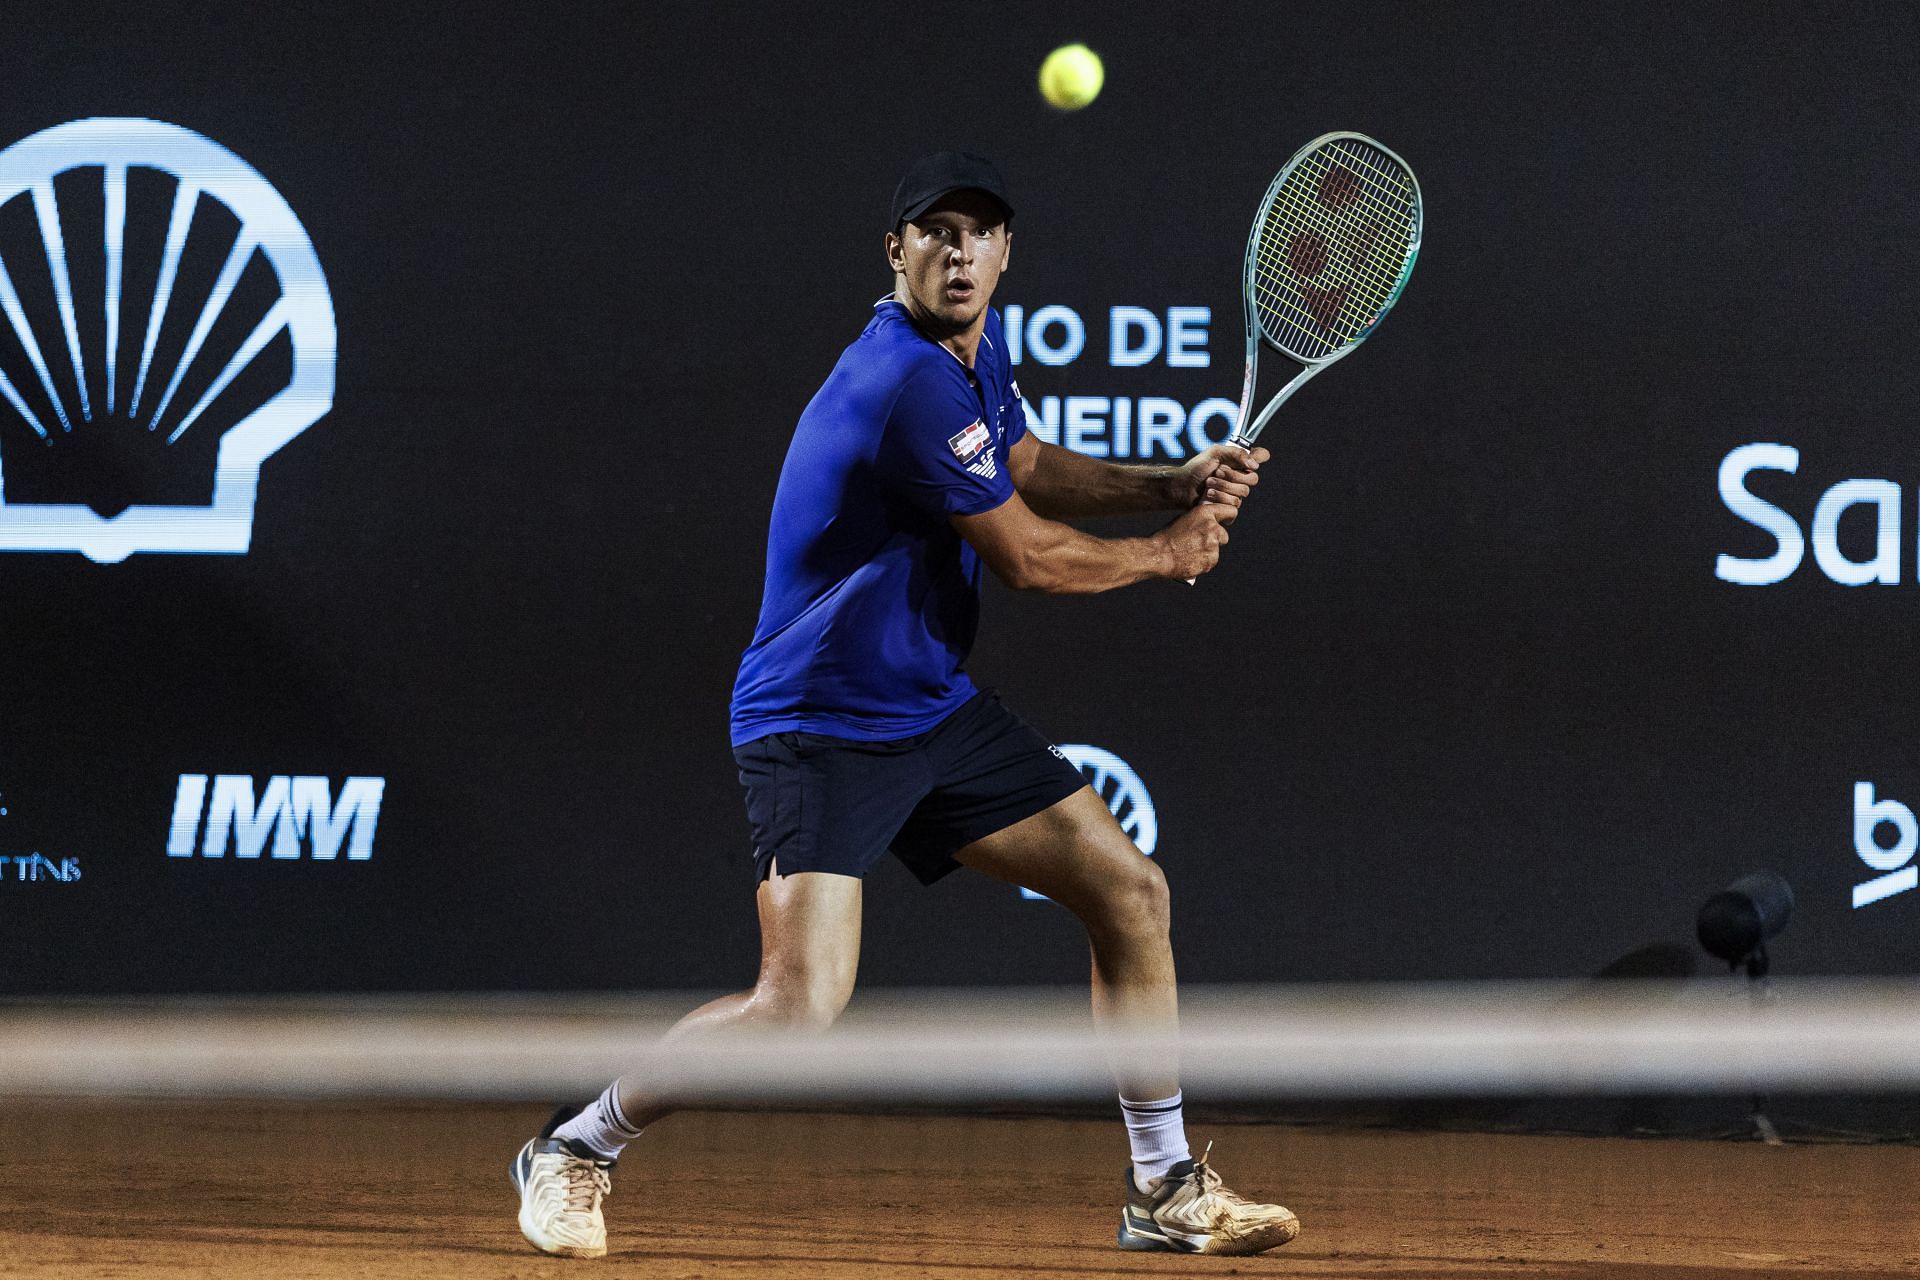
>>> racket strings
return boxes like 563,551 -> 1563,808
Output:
1251,144 -> 1411,301
1251,152 -> 1411,354
1260,147 -> 1408,254
1251,160 -> 1411,353
1248,139 -> 1416,361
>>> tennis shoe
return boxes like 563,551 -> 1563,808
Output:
1116,1142 -> 1299,1255
510,1105 -> 615,1258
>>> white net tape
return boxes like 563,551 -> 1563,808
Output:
4,980 -> 1918,1102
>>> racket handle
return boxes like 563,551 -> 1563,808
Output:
1183,436 -> 1260,586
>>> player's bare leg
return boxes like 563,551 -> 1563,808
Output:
953,787 -> 1178,1096
953,787 -> 1300,1255
511,867 -> 860,1257
616,866 -> 862,1127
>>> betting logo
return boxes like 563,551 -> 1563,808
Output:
1853,782 -> 1918,908
0,785 -> 82,885
1021,744 -> 1157,900
0,118 -> 336,562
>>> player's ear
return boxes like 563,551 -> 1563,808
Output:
999,226 -> 1011,273
885,229 -> 905,273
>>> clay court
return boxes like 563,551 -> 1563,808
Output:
4,1100 -> 1914,1279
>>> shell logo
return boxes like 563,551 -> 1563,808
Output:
0,118 -> 335,562
1021,744 -> 1157,901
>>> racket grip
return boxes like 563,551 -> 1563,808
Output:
1184,441 -> 1255,587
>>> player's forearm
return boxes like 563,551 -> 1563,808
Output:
1001,521 -> 1174,594
1020,440 -> 1183,519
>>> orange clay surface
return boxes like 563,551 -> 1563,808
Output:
2,1100 -> 1916,1278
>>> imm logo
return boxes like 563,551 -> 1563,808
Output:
167,774 -> 384,860
1022,745 -> 1157,901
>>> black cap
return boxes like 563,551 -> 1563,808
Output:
890,151 -> 1014,232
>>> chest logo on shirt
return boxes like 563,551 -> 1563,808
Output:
948,419 -> 991,466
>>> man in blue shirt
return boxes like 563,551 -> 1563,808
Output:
513,153 -> 1295,1259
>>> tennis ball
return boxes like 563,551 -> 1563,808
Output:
1039,44 -> 1103,111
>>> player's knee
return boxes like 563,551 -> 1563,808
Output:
1127,855 -> 1171,932
1085,852 -> 1169,939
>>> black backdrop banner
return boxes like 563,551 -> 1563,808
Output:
2,1 -> 1917,993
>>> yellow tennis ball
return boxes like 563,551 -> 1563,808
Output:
1039,44 -> 1104,111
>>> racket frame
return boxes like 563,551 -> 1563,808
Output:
1228,131 -> 1423,449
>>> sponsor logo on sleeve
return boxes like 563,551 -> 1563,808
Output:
948,419 -> 990,465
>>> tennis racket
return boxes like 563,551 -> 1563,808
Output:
1235,131 -> 1422,444
1189,132 -> 1422,581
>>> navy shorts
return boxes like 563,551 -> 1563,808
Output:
733,690 -> 1089,885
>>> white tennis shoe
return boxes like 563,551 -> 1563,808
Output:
1116,1143 -> 1300,1255
510,1108 -> 615,1258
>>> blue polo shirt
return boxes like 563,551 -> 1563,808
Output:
729,299 -> 1027,745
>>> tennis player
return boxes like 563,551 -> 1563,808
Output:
512,152 -> 1295,1258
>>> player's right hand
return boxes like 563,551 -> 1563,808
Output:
1160,502 -> 1231,579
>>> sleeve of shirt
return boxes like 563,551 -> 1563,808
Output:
880,362 -> 1016,519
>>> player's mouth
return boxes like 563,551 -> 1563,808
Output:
944,278 -> 975,301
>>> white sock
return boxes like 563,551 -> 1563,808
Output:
1120,1091 -> 1190,1189
552,1082 -> 642,1160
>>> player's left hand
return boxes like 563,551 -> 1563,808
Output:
1176,444 -> 1268,511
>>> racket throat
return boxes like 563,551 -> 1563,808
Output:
1232,359 -> 1258,446
1237,361 -> 1324,447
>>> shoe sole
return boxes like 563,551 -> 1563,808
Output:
1117,1212 -> 1300,1256
1195,1216 -> 1301,1256
517,1204 -> 608,1258
1118,1220 -> 1191,1252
